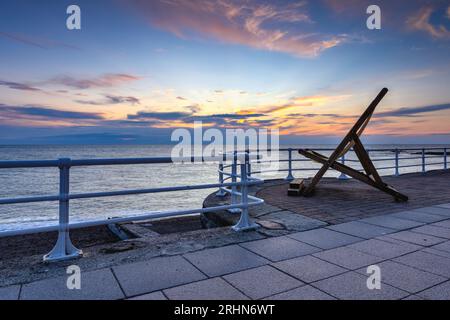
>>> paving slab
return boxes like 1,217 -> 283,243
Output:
430,220 -> 450,229
327,221 -> 395,239
417,280 -> 450,300
359,216 -> 424,230
429,241 -> 450,254
223,265 -> 303,299
184,245 -> 268,277
129,291 -> 167,300
262,211 -> 327,231
402,295 -> 425,300
421,247 -> 450,259
313,271 -> 409,300
240,236 -> 321,262
355,261 -> 446,294
0,285 -> 20,300
113,256 -> 206,297
250,204 -> 284,218
389,211 -> 447,223
287,228 -> 363,250
412,206 -> 450,217
411,225 -> 450,239
313,247 -> 384,270
383,230 -> 446,246
265,285 -> 336,300
273,255 -> 347,283
346,238 -> 421,259
393,250 -> 450,277
21,269 -> 124,300
164,278 -> 248,300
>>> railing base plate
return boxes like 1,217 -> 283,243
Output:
232,222 -> 259,232
43,249 -> 83,263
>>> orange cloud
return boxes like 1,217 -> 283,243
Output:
245,94 -> 352,114
126,0 -> 347,57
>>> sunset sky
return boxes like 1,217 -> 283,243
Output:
0,0 -> 449,144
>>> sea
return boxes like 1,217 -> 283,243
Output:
0,144 -> 448,232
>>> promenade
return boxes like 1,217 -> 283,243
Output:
1,171 -> 450,300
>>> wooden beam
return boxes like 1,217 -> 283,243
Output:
300,150 -> 408,201
352,134 -> 383,183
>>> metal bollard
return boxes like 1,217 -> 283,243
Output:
338,154 -> 350,180
216,161 -> 226,197
228,152 -> 241,213
394,148 -> 400,176
422,149 -> 426,173
444,148 -> 447,170
232,157 -> 258,231
44,158 -> 82,262
285,148 -> 294,181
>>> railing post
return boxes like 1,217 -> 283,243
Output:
394,148 -> 400,176
216,160 -> 226,197
338,154 -> 350,180
44,158 -> 82,262
232,153 -> 258,231
285,148 -> 294,181
228,152 -> 241,213
444,148 -> 447,170
422,148 -> 426,173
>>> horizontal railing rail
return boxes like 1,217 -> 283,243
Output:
0,153 -> 264,262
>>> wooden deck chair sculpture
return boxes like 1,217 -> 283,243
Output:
297,88 -> 408,202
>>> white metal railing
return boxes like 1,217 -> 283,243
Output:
1,147 -> 447,262
0,153 -> 263,262
218,147 -> 448,182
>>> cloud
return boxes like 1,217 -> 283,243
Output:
0,32 -> 79,50
287,112 -> 347,119
324,0 -> 369,14
105,95 -> 140,105
176,96 -> 187,100
127,111 -> 192,120
196,113 -> 265,119
0,105 -> 104,120
126,0 -> 347,57
407,6 -> 450,39
376,103 -> 450,118
0,80 -> 41,92
77,95 -> 140,105
49,73 -> 141,89
252,94 -> 351,114
126,109 -> 266,127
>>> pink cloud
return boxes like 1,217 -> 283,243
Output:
51,73 -> 142,89
125,0 -> 346,57
407,6 -> 450,39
